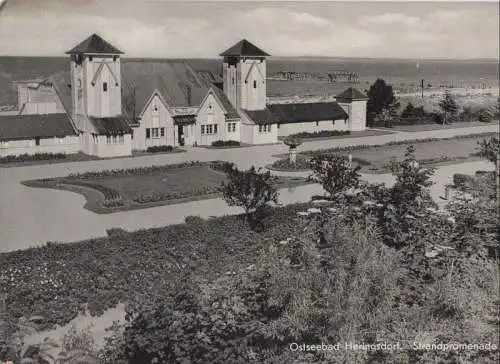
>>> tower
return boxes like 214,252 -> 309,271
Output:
219,39 -> 270,111
336,87 -> 368,131
65,34 -> 123,131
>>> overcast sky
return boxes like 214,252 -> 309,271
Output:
0,0 -> 498,59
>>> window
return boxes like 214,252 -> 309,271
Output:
214,124 -> 218,134
119,135 -> 124,144
227,122 -> 236,133
112,135 -> 118,144
201,125 -> 206,134
0,141 -> 8,148
35,137 -> 40,146
277,123 -> 280,129
106,135 -> 111,144
259,124 -> 272,133
160,128 -> 165,137
152,128 -> 159,138
253,80 -> 257,89
202,124 -> 218,135
153,106 -> 158,113
131,130 -> 134,140
232,77 -> 235,85
207,125 -> 213,134
316,121 -> 319,126
103,82 -> 108,92
146,128 -> 151,139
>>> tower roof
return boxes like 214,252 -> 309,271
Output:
336,87 -> 368,101
219,39 -> 270,57
65,33 -> 123,55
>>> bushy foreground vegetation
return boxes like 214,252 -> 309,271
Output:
1,138 -> 498,363
145,145 -> 175,153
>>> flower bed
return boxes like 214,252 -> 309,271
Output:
146,145 -> 175,153
288,130 -> 350,139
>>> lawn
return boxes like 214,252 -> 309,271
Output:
22,161 -> 309,213
388,120 -> 499,132
271,134 -> 495,173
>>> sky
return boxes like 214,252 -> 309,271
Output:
0,0 -> 498,59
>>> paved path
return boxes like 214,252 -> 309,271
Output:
0,124 -> 497,253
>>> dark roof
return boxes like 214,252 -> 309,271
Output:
0,113 -> 77,141
173,115 -> 197,125
65,34 -> 123,55
267,102 -> 348,124
121,61 -> 209,113
89,116 -> 132,135
47,71 -> 72,114
210,86 -> 239,119
335,87 -> 368,101
196,70 -> 223,86
219,39 -> 270,57
244,108 -> 275,125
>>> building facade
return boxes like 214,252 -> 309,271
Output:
0,34 -> 368,158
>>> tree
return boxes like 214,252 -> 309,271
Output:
367,78 -> 400,126
438,90 -> 458,124
283,137 -> 302,164
477,136 -> 499,167
478,108 -> 493,123
309,154 -> 361,199
401,102 -> 426,119
221,163 -> 278,228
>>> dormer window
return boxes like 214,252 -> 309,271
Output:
103,82 -> 108,92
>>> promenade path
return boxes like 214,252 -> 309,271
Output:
0,124 -> 497,252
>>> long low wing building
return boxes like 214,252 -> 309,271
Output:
0,34 -> 368,158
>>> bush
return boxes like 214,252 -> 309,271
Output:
211,140 -> 240,147
453,173 -> 477,189
146,145 -> 174,153
288,130 -> 350,139
0,152 -> 67,164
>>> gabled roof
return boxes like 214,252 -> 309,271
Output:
65,34 -> 123,55
121,61 -> 208,115
89,116 -> 132,135
267,102 -> 348,124
243,108 -> 275,125
335,87 -> 368,101
0,114 -> 77,141
219,39 -> 270,57
209,86 -> 239,119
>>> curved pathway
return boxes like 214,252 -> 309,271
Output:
0,124 -> 497,252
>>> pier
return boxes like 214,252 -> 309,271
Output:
268,71 -> 360,83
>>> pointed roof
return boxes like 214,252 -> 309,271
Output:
65,33 -> 123,55
336,87 -> 368,101
219,39 -> 270,57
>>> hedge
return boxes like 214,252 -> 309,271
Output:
146,145 -> 174,153
0,152 -> 67,164
211,140 -> 240,147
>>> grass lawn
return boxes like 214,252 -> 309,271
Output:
271,134 -> 495,173
22,161 -> 310,214
388,120 -> 499,133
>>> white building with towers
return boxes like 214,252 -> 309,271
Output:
0,34 -> 368,158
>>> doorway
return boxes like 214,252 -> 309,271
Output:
177,125 -> 185,146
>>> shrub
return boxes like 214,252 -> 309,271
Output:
478,108 -> 493,123
146,145 -> 174,153
288,130 -> 350,139
309,154 -> 361,199
184,215 -> 205,225
0,152 -> 67,164
221,164 -> 278,229
211,140 -> 240,147
453,173 -> 477,189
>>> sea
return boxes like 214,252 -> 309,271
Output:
0,56 -> 498,107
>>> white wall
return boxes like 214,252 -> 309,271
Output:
133,94 -> 175,150
82,56 -> 122,118
252,124 -> 277,144
240,59 -> 266,111
94,134 -> 132,158
0,136 -> 80,157
196,93 -> 229,146
338,101 -> 367,131
277,119 -> 348,137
